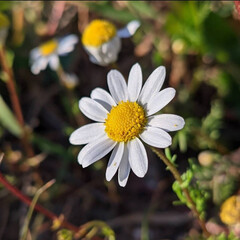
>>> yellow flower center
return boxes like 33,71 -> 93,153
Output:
39,40 -> 58,56
220,195 -> 240,225
82,19 -> 117,47
105,101 -> 147,142
0,13 -> 10,29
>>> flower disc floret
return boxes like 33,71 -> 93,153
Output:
105,101 -> 147,142
82,19 -> 117,47
39,40 -> 58,56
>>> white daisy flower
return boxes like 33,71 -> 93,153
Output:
82,19 -> 140,66
30,34 -> 78,75
70,63 -> 185,187
0,13 -> 10,46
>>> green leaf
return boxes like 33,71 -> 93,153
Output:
0,3 -> 14,11
165,148 -> 172,161
32,134 -> 73,162
6,49 -> 15,68
128,2 -> 157,18
87,2 -> 135,23
0,95 -> 23,137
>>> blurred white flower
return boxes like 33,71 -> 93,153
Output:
62,72 -> 79,89
30,34 -> 78,75
82,19 -> 140,66
0,13 -> 10,45
70,63 -> 185,187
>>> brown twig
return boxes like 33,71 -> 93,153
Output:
0,171 -> 79,233
0,45 -> 34,157
151,147 -> 211,237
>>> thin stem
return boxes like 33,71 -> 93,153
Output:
0,171 -> 79,233
55,64 -> 79,126
21,179 -> 56,240
0,45 -> 34,157
0,45 -> 24,126
151,147 -> 210,237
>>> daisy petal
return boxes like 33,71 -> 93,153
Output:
146,88 -> 176,116
117,20 -> 140,38
140,126 -> 172,148
91,88 -> 116,112
128,138 -> 148,178
107,70 -> 128,103
128,63 -> 142,102
148,114 -> 185,132
49,55 -> 59,70
30,57 -> 49,75
106,142 -> 124,181
58,34 -> 79,55
79,97 -> 109,122
78,135 -> 116,167
30,48 -> 41,61
118,145 -> 130,187
69,123 -> 105,145
138,66 -> 166,106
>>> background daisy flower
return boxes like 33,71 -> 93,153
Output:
82,19 -> 140,66
70,63 -> 185,187
30,34 -> 78,75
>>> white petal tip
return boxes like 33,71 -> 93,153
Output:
128,20 -> 141,33
138,172 -> 146,178
77,159 -> 82,166
105,176 -> 111,182
119,182 -> 127,187
81,162 -> 88,168
69,136 -> 74,144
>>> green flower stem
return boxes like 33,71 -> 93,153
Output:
151,147 -> 210,237
55,63 -> 68,87
0,45 -> 34,157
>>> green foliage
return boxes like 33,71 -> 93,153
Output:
0,95 -> 23,137
203,12 -> 240,64
165,148 -> 177,167
0,2 -> 14,11
101,225 -> 116,240
202,100 -> 223,141
57,229 -> 73,240
186,232 -> 239,240
127,1 -> 157,19
86,2 -> 135,23
172,159 -> 209,219
174,100 -> 224,152
192,152 -> 240,205
165,1 -> 210,53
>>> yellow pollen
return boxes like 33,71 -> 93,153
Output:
0,13 -> 10,29
82,19 -> 117,47
105,101 -> 147,142
39,39 -> 58,56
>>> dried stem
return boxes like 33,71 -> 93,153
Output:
0,45 -> 34,157
0,171 -> 79,233
151,147 -> 210,237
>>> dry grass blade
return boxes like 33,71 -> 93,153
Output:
20,179 -> 56,240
